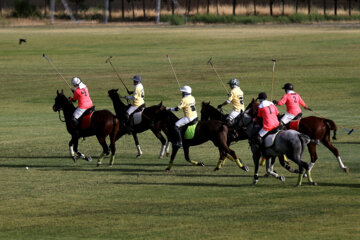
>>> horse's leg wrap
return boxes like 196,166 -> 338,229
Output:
165,142 -> 171,157
336,156 -> 349,173
226,153 -> 235,162
109,154 -> 115,166
97,152 -> 105,166
136,145 -> 142,158
215,158 -> 224,170
296,173 -> 304,186
159,145 -> 166,159
69,146 -> 75,157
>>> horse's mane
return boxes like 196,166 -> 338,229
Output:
201,101 -> 226,121
245,98 -> 258,117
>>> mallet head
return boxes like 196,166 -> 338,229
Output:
105,56 -> 112,63
207,57 -> 213,65
272,59 -> 277,62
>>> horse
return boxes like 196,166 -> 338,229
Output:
53,90 -> 120,166
157,108 -> 249,172
201,101 -> 299,175
249,99 -> 349,174
238,100 -> 316,186
108,89 -> 171,158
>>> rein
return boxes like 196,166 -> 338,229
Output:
57,109 -> 66,122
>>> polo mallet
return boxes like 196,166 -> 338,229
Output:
105,56 -> 131,95
207,57 -> 229,94
166,54 -> 181,89
42,53 -> 72,90
270,59 -> 277,101
309,108 -> 354,135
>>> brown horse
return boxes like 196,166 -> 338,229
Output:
108,89 -> 171,158
157,108 -> 249,172
53,90 -> 120,166
246,99 -> 349,174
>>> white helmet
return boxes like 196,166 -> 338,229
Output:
180,85 -> 192,94
71,77 -> 81,86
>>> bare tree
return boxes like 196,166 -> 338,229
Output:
233,0 -> 236,16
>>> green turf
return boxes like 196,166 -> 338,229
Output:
0,25 -> 359,240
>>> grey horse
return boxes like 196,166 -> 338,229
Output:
238,101 -> 317,186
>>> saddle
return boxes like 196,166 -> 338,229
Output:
182,118 -> 199,140
130,104 -> 146,126
283,113 -> 302,130
263,130 -> 282,148
79,106 -> 95,129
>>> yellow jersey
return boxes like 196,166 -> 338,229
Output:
228,86 -> 244,112
178,95 -> 197,119
132,83 -> 145,107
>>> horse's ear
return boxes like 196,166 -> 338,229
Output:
158,101 -> 163,106
57,90 -> 59,96
61,89 -> 64,95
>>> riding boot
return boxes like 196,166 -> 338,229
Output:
279,121 -> 286,130
71,117 -> 80,138
122,113 -> 132,134
255,135 -> 266,157
173,126 -> 183,148
226,119 -> 238,139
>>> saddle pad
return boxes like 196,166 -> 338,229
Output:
80,112 -> 93,129
289,119 -> 300,131
184,122 -> 198,140
264,131 -> 281,148
132,112 -> 142,125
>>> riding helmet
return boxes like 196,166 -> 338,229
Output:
282,83 -> 294,90
132,75 -> 142,83
71,77 -> 81,86
256,92 -> 267,100
227,78 -> 239,87
180,85 -> 192,94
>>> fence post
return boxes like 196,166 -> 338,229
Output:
308,0 -> 311,14
296,0 -> 299,13
253,0 -> 257,15
233,0 -> 236,16
334,0 -> 337,15
270,0 -> 273,16
323,0 -> 326,15
349,0 -> 351,16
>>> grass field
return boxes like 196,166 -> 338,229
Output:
0,24 -> 359,239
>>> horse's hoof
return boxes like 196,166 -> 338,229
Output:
251,180 -> 258,185
85,156 -> 92,162
279,176 -> 286,182
136,154 -> 142,158
303,173 -> 308,178
197,162 -> 205,167
312,182 -> 318,186
214,167 -> 220,171
344,167 -> 350,174
166,153 -> 170,157
72,156 -> 78,163
165,168 -> 170,172
108,164 -> 113,167
242,165 -> 249,172
97,162 -> 101,167
158,155 -> 163,159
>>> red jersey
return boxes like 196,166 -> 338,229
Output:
257,100 -> 279,131
72,86 -> 93,109
278,91 -> 306,116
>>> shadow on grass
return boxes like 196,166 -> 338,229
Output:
113,180 -> 262,188
332,142 -> 360,145
317,182 -> 360,188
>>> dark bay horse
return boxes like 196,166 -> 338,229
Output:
247,99 -> 349,174
201,101 -> 299,175
108,89 -> 171,158
239,101 -> 316,186
53,90 -> 120,166
157,108 -> 249,172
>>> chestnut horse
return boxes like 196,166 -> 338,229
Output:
246,99 -> 349,174
53,90 -> 120,166
156,108 -> 249,172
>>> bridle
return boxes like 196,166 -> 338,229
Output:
57,109 -> 66,122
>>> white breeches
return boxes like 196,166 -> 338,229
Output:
127,105 -> 139,115
259,128 -> 269,137
281,112 -> 296,124
176,117 -> 197,128
227,110 -> 240,121
73,108 -> 86,119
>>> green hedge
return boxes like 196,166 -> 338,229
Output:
162,13 -> 360,25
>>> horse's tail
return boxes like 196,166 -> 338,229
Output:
323,119 -> 337,140
298,133 -> 311,151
